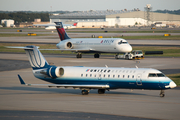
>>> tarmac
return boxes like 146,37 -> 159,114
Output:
0,53 -> 180,120
0,28 -> 180,120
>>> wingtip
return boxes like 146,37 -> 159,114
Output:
17,74 -> 26,85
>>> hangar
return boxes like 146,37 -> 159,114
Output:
49,10 -> 180,28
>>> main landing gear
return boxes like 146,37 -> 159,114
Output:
94,53 -> 100,58
81,89 -> 106,95
98,89 -> 105,94
160,90 -> 165,97
81,90 -> 89,95
76,53 -> 82,58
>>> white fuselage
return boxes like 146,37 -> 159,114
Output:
33,66 -> 176,90
56,38 -> 132,53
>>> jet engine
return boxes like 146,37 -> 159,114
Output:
66,42 -> 73,49
40,67 -> 64,78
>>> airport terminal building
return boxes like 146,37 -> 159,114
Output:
49,10 -> 180,28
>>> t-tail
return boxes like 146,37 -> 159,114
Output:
24,46 -> 50,70
55,22 -> 70,41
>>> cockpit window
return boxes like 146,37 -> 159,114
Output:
148,73 -> 157,77
157,73 -> 165,77
148,73 -> 166,77
118,40 -> 128,45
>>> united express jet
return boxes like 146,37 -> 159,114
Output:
15,45 -> 176,97
41,22 -> 132,59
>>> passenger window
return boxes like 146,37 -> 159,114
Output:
132,75 -> 134,78
104,74 -> 106,77
118,75 -> 120,78
108,70 -> 111,72
94,74 -> 96,77
128,75 -> 129,78
90,69 -> 93,72
123,75 -> 125,78
100,69 -> 103,72
86,74 -> 88,77
90,74 -> 92,77
108,75 -> 110,77
104,70 -> 106,72
113,75 -> 115,78
94,69 -> 97,72
81,74 -> 83,77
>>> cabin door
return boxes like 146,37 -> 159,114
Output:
136,74 -> 142,85
98,73 -> 102,80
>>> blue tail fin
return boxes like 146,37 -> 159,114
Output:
55,22 -> 70,41
24,46 -> 50,70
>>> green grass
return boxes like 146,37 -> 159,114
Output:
0,43 -> 74,54
132,46 -> 180,57
0,33 -> 54,37
67,30 -> 180,33
73,35 -> 180,40
167,73 -> 180,86
116,35 -> 180,40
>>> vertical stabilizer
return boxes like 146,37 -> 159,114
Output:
24,46 -> 50,69
55,22 -> 70,41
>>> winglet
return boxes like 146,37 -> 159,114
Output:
17,74 -> 26,85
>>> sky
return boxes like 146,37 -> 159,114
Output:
0,0 -> 179,12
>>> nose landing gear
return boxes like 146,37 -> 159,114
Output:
160,90 -> 165,97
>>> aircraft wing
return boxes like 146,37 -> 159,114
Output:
18,74 -> 109,89
39,48 -> 95,52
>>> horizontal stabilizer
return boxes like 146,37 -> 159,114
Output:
17,74 -> 26,85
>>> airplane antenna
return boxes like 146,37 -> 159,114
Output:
135,65 -> 138,69
105,65 -> 108,68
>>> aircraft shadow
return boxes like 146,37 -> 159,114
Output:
0,86 -> 159,97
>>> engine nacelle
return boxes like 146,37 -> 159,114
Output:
46,67 -> 64,78
66,42 -> 73,49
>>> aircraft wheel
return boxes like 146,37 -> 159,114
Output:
76,53 -> 82,58
115,55 -> 118,59
160,90 -> 165,97
82,90 -> 89,95
98,89 -> 105,94
125,55 -> 129,60
94,53 -> 100,58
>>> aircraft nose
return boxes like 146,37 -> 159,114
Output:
169,81 -> 177,88
123,44 -> 132,52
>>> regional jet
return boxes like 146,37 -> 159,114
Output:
12,45 -> 176,97
41,22 -> 132,59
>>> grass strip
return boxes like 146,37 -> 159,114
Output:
167,73 -> 180,86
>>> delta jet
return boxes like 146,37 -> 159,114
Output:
12,45 -> 176,97
41,22 -> 132,59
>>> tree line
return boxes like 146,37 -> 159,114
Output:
0,12 -> 49,23
0,10 -> 179,24
154,9 -> 180,15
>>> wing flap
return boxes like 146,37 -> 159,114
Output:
28,84 -> 109,89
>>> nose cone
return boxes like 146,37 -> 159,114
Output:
123,44 -> 132,53
169,81 -> 177,88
